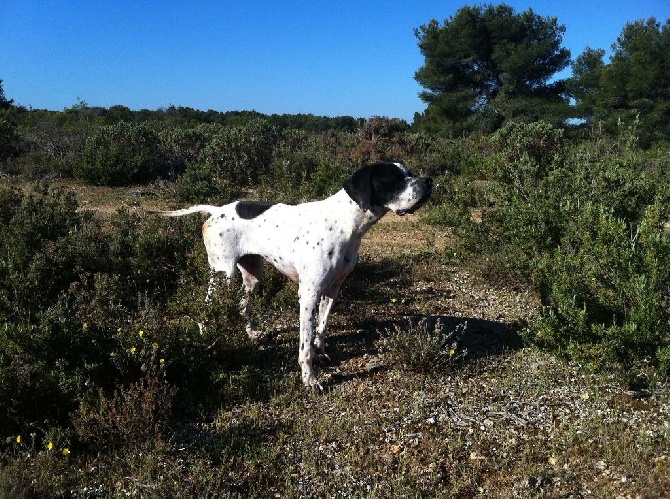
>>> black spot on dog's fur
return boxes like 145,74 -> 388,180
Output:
235,201 -> 275,220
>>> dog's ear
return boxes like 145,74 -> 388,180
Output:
343,166 -> 373,209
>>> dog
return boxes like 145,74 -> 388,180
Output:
157,162 -> 432,388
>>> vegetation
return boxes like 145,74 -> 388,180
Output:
443,121 -> 670,373
1,4 -> 670,496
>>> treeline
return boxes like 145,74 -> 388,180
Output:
0,99 -> 413,195
4,101 -> 362,132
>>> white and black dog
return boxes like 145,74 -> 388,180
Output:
158,162 -> 432,388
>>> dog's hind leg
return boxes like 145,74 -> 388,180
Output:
237,254 -> 264,340
198,269 -> 220,335
205,269 -> 218,304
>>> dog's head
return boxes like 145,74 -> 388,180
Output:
344,162 -> 432,216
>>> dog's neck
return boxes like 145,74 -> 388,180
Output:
328,189 -> 387,237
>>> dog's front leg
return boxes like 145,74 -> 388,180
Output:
298,285 -> 322,389
314,279 -> 343,358
314,295 -> 333,357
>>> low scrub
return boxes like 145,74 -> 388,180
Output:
430,121 -> 670,374
1,118 -> 670,494
383,316 -> 468,373
0,186 -> 253,449
529,200 -> 670,372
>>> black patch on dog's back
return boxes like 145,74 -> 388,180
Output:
235,201 -> 275,219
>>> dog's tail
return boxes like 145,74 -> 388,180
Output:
150,205 -> 219,218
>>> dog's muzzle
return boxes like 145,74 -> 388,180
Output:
396,177 -> 433,216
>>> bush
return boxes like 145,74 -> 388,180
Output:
490,120 -> 564,177
0,187 -> 249,444
351,116 -> 409,163
172,119 -> 280,203
259,130 -> 353,203
0,188 -> 119,433
199,118 -> 280,188
0,117 -> 23,165
157,123 -> 222,179
76,122 -> 160,185
435,121 -> 670,374
0,186 -> 90,318
527,200 -> 670,372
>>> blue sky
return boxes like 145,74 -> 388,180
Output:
2,1 -> 668,121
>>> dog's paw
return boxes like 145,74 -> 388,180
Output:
302,372 -> 324,391
245,325 -> 269,341
312,339 -> 330,361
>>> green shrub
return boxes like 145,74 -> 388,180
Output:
436,121 -> 670,374
199,118 -> 280,188
527,200 -> 670,372
157,123 -> 222,179
0,186 -> 92,318
0,117 -> 23,165
76,122 -> 160,185
490,120 -> 565,177
173,119 -> 280,202
260,148 -> 351,203
0,187 -> 251,444
172,158 -> 238,203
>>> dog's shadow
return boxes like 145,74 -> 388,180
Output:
321,313 -> 525,387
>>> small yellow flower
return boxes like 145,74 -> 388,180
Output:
82,323 -> 88,330
110,352 -> 116,357
62,448 -> 70,456
152,342 -> 159,349
130,347 -> 136,354
47,442 -> 53,451
15,435 -> 21,443
138,330 -> 144,338
449,349 -> 456,356
159,358 -> 165,365
391,298 -> 397,303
